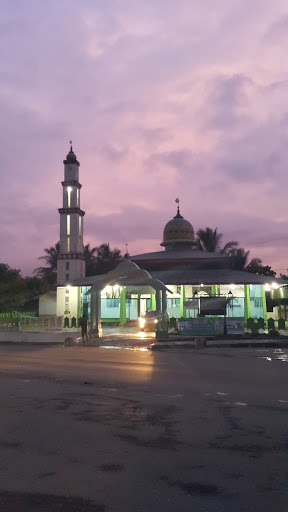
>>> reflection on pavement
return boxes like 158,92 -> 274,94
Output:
98,326 -> 155,350
101,326 -> 155,340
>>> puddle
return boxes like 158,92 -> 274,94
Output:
160,475 -> 222,496
99,463 -> 124,472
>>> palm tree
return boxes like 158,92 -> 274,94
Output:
195,227 -> 238,254
94,243 -> 121,275
83,243 -> 98,276
230,248 -> 251,270
34,242 -> 60,284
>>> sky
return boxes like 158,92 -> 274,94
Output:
0,0 -> 288,276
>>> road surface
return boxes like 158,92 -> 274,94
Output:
0,344 -> 287,511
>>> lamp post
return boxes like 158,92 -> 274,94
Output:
228,290 -> 233,318
193,291 -> 198,318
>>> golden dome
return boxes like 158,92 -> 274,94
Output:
161,208 -> 195,250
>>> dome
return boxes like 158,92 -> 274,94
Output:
63,143 -> 80,166
161,207 -> 195,250
66,148 -> 77,162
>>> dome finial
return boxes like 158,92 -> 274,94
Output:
124,242 -> 130,259
175,198 -> 183,219
69,139 -> 73,152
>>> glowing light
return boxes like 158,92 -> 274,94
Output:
272,282 -> 279,289
154,319 -> 158,323
139,318 -> 145,328
66,285 -> 71,291
200,283 -> 204,287
230,284 -> 235,290
67,187 -> 72,192
264,283 -> 271,291
113,284 -> 119,291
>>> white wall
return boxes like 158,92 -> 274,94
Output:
57,286 -> 80,319
39,295 -> 56,316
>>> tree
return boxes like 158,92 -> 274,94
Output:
230,248 -> 251,270
34,242 -> 122,280
0,264 -> 26,312
246,259 -> 276,277
195,227 -> 238,254
83,244 -> 98,276
34,242 -> 60,284
93,243 -> 121,275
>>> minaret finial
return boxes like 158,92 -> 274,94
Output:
69,140 -> 73,152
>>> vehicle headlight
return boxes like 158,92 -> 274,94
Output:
154,319 -> 158,323
139,318 -> 145,327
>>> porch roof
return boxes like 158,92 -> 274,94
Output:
148,268 -> 287,286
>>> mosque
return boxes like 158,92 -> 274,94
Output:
47,146 -> 286,337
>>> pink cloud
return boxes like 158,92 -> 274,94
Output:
0,0 -> 287,276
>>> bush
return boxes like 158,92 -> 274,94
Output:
268,328 -> 279,337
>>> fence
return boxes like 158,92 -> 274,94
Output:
0,314 -> 63,332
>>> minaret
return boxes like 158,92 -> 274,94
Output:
57,143 -> 85,284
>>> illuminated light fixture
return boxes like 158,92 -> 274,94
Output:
66,285 -> 71,291
113,284 -> 119,291
264,283 -> 270,291
271,282 -> 279,289
200,283 -> 204,287
67,186 -> 72,192
230,284 -> 235,290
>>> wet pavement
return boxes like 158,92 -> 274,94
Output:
0,345 -> 287,511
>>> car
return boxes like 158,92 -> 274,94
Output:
139,311 -> 160,331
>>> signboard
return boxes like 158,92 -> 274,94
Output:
200,297 -> 229,316
226,318 -> 244,335
178,317 -> 224,335
183,299 -> 198,310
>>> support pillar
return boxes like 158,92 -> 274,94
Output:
262,285 -> 267,325
211,285 -> 216,296
244,284 -> 251,325
150,294 -> 156,311
180,285 -> 186,318
155,289 -> 161,315
161,290 -> 168,335
90,289 -> 102,338
119,287 -> 126,326
77,287 -> 82,320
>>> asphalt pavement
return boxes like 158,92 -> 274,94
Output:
0,344 -> 287,511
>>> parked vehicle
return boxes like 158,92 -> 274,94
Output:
139,311 -> 159,331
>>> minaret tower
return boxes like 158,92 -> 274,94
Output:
57,143 -> 85,284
